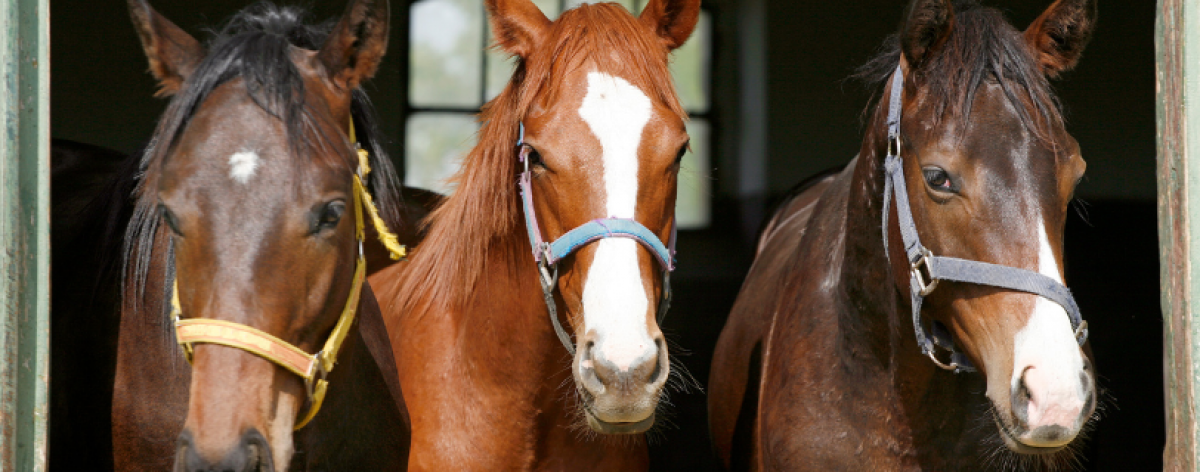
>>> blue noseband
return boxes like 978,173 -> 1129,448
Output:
516,123 -> 676,354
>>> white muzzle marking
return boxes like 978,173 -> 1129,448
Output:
1010,221 -> 1086,433
577,72 -> 656,369
269,393 -> 296,470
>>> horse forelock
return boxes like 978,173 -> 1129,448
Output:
393,2 -> 686,316
122,1 -> 401,324
855,1 -> 1065,145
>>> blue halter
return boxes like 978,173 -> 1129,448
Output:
516,123 -> 677,354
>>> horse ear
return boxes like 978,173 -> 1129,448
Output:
900,0 -> 954,67
127,0 -> 204,97
1024,0 -> 1096,78
485,0 -> 550,58
317,0 -> 390,90
639,0 -> 701,51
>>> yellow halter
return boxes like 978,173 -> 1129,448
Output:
172,118 -> 405,430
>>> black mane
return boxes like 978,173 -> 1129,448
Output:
123,1 -> 402,313
855,0 -> 1063,139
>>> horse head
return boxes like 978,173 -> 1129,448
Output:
127,0 -> 394,468
486,0 -> 699,434
884,0 -> 1096,454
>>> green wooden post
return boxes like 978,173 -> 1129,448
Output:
0,0 -> 49,469
1159,0 -> 1200,468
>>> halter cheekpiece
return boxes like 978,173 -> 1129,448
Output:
171,118 -> 406,429
881,63 -> 1088,373
516,123 -> 677,355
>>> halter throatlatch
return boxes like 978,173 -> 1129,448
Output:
516,123 -> 677,355
881,64 -> 1088,373
172,117 -> 405,430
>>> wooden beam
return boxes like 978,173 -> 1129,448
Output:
0,0 -> 49,469
1159,0 -> 1200,468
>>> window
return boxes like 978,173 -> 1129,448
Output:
407,0 -> 713,228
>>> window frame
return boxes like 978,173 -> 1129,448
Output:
402,0 -> 717,227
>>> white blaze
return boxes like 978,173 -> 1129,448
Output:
1011,220 -> 1086,432
269,393 -> 296,469
229,151 -> 259,183
578,72 -> 655,372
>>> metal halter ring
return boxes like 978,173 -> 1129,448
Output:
926,351 -> 960,372
911,248 -> 938,296
1074,320 -> 1089,344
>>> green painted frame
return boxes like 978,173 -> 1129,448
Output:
0,0 -> 49,469
1159,0 -> 1199,468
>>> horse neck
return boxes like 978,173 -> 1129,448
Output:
400,216 -> 566,385
835,98 -> 991,453
464,233 -> 564,372
836,102 -> 946,377
838,106 -> 903,360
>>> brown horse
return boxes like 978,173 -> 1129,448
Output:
49,140 -> 131,470
369,0 -> 699,468
109,1 -> 412,469
709,0 -> 1098,469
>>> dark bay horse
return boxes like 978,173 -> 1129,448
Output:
369,0 -> 699,468
109,1 -> 412,469
49,140 -> 130,470
709,0 -> 1098,469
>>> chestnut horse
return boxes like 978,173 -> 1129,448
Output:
369,0 -> 699,468
709,0 -> 1098,470
110,1 -> 412,469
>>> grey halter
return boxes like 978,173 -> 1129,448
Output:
880,64 -> 1088,373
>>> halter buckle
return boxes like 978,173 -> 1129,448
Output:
537,246 -> 558,291
305,352 -> 329,401
888,134 -> 902,157
911,248 -> 938,296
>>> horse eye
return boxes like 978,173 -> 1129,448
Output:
922,167 -> 955,192
526,146 -> 544,167
315,201 -> 346,232
674,141 -> 690,165
159,204 -> 183,236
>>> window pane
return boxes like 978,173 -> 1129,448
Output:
405,113 -> 480,194
410,0 -> 483,108
484,0 -> 561,100
671,11 -> 710,113
677,119 -> 710,229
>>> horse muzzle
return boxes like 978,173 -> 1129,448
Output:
575,335 -> 669,434
176,428 -> 276,472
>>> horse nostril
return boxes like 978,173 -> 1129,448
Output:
579,341 -> 605,394
647,338 -> 667,385
238,429 -> 272,472
176,431 -> 204,472
1011,369 -> 1032,424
